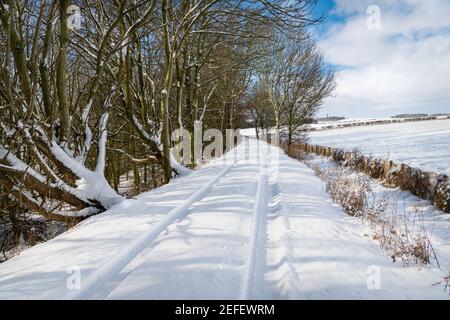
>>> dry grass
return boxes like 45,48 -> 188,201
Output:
0,201 -> 67,262
434,273 -> 450,294
284,143 -> 312,161
306,158 -> 439,267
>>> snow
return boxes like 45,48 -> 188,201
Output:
0,146 -> 88,208
170,148 -> 193,177
309,117 -> 395,130
132,115 -> 152,141
75,174 -> 123,209
309,119 -> 450,175
79,98 -> 94,163
64,160 -> 235,300
240,144 -> 268,299
0,138 -> 449,299
49,140 -> 124,208
95,112 -> 109,174
308,116 -> 450,131
307,155 -> 450,268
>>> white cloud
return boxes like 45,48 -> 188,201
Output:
318,0 -> 450,117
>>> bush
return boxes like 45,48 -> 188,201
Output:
0,196 -> 67,263
305,157 -> 439,267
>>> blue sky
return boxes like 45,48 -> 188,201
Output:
310,0 -> 450,118
314,0 -> 338,28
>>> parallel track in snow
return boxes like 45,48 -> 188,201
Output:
63,161 -> 237,300
267,168 -> 303,299
240,144 -> 269,299
64,138 -> 274,300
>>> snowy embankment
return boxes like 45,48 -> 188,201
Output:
0,138 -> 449,299
309,119 -> 450,176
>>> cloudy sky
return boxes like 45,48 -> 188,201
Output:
313,0 -> 450,117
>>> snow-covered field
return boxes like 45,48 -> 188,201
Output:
308,115 -> 450,131
0,138 -> 449,299
308,117 -> 395,130
309,119 -> 450,175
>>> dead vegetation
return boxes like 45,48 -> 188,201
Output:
293,142 -> 450,213
0,196 -> 68,262
305,155 -> 439,267
0,163 -> 165,263
116,164 -> 165,197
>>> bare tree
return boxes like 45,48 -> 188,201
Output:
0,0 -> 322,225
259,31 -> 335,149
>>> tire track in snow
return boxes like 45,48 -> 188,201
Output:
63,161 -> 237,300
245,144 -> 302,299
240,142 -> 269,299
266,165 -> 303,299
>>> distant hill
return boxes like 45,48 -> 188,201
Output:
431,113 -> 450,116
316,116 -> 346,122
391,113 -> 428,118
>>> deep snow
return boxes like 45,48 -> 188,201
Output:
0,138 -> 449,299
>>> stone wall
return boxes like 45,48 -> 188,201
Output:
307,116 -> 450,132
295,143 -> 450,214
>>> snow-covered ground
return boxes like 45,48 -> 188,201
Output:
0,138 -> 449,299
308,116 -> 450,131
308,117 -> 394,130
309,119 -> 450,175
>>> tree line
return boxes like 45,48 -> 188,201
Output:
0,0 -> 333,229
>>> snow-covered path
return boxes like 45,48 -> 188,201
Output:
0,138 -> 449,299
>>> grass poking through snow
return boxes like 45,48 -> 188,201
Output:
304,155 -> 439,268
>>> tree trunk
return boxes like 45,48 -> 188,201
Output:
160,0 -> 173,183
160,89 -> 172,182
287,128 -> 293,153
56,0 -> 70,142
274,110 -> 280,131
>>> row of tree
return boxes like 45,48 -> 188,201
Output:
247,31 -> 335,149
0,0 -> 333,224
